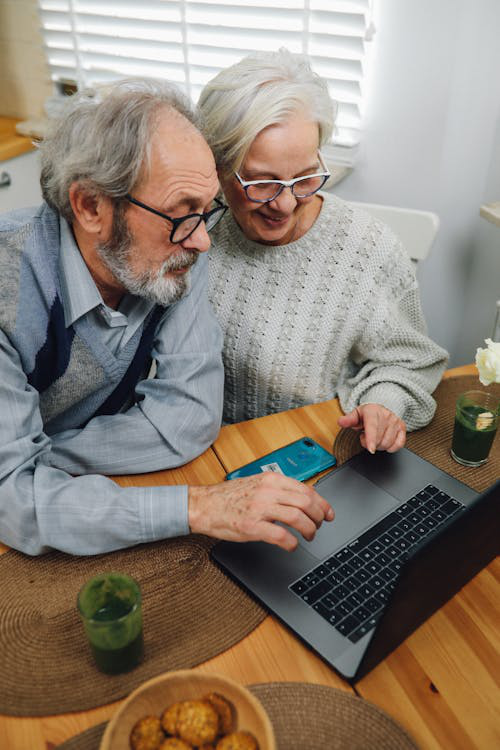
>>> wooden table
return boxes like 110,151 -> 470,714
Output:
1,365 -> 499,750
0,117 -> 36,162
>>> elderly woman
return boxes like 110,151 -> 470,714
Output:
198,49 -> 448,453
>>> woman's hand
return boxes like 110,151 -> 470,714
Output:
338,404 -> 406,454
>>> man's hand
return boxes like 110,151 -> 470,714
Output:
188,473 -> 334,551
337,404 -> 406,454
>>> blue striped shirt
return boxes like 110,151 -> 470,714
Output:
0,207 -> 224,555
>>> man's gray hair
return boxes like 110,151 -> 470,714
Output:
198,48 -> 337,177
39,78 -> 201,222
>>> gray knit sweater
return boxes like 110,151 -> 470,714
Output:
208,193 -> 448,429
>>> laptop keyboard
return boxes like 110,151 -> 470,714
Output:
289,484 -> 465,644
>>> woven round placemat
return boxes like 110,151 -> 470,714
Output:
0,535 -> 266,716
56,681 -> 419,750
333,375 -> 500,493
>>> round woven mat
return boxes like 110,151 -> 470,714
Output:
334,375 -> 500,493
0,535 -> 266,716
56,682 -> 419,750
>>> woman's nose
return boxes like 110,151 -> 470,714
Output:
268,186 -> 298,213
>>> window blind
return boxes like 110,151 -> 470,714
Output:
38,0 -> 374,158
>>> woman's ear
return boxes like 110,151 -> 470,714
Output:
69,182 -> 113,237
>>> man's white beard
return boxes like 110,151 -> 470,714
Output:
107,252 -> 195,307
97,205 -> 197,307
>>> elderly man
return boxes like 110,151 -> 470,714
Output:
0,79 -> 333,556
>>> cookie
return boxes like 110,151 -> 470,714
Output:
161,702 -> 183,736
176,700 -> 219,745
129,715 -> 165,750
204,692 -> 235,735
216,731 -> 258,750
159,739 -> 192,750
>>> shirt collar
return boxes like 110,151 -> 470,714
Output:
59,216 -> 103,328
58,216 -> 157,339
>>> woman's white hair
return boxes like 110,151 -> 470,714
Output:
39,77 -> 201,222
198,48 -> 337,177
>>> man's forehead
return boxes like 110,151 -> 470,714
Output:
168,186 -> 217,205
153,107 -> 206,152
151,115 -> 214,167
142,113 -> 218,205
142,163 -> 219,209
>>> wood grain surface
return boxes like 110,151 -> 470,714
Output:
212,363 -> 500,750
0,116 -> 36,161
2,364 -> 498,750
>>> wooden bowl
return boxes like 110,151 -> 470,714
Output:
100,669 -> 276,749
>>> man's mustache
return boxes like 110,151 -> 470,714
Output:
163,250 -> 198,273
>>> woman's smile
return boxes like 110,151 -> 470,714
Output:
257,211 -> 291,228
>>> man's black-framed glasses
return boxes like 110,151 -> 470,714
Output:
125,195 -> 227,243
235,151 -> 330,203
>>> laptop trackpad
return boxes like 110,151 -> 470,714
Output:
298,466 -> 399,560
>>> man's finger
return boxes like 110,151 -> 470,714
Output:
260,473 -> 334,524
269,504 -> 317,541
278,488 -> 334,526
254,520 -> 299,551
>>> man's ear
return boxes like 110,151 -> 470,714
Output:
69,182 -> 112,237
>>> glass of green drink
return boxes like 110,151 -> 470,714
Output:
450,390 -> 499,467
77,572 -> 144,675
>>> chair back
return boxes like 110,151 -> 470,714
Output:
349,201 -> 439,263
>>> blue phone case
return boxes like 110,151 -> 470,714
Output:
225,437 -> 336,481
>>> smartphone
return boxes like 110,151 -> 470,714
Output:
225,437 -> 336,481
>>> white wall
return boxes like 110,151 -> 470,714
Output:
334,0 -> 500,366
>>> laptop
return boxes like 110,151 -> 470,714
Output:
211,447 -> 499,682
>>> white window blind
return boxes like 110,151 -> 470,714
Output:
38,0 -> 374,156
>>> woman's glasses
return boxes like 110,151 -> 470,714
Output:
234,152 -> 330,203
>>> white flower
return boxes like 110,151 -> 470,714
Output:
475,338 -> 500,386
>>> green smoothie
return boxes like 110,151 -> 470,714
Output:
88,629 -> 144,675
451,399 -> 498,466
77,573 -> 143,674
